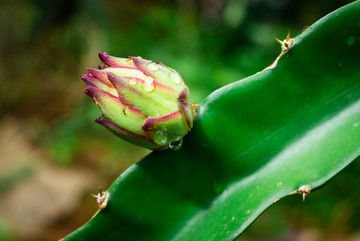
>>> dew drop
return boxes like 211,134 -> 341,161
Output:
147,62 -> 159,71
143,77 -> 155,92
128,78 -> 137,86
143,83 -> 154,92
169,137 -> 183,150
170,72 -> 181,84
153,131 -> 168,145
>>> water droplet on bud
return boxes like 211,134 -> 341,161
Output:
169,137 -> 183,150
153,130 -> 168,145
143,77 -> 155,92
128,78 -> 137,85
170,72 -> 181,84
143,83 -> 154,92
147,62 -> 159,71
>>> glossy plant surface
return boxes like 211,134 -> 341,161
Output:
65,1 -> 360,240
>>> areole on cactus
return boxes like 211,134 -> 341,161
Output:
81,52 -> 194,150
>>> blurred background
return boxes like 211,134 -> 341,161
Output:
0,0 -> 359,240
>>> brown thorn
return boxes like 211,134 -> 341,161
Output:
91,186 -> 110,210
91,186 -> 104,199
275,37 -> 283,45
298,185 -> 311,202
286,30 -> 291,41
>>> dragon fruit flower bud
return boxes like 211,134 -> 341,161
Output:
81,52 -> 194,150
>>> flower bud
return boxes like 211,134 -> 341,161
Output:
81,52 -> 194,150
